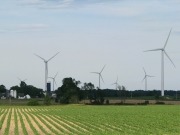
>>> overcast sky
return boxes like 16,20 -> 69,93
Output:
1,0 -> 180,90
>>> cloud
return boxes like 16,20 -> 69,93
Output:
18,0 -> 119,9
17,0 -> 145,17
0,23 -> 48,33
18,24 -> 48,29
18,0 -> 74,8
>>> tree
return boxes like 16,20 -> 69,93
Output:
81,82 -> 95,91
55,78 -> 81,104
10,82 -> 43,98
0,85 -> 6,93
81,82 -> 95,102
117,85 -> 127,103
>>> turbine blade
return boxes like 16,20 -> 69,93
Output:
142,76 -> 146,82
47,52 -> 59,62
164,51 -> 176,67
164,28 -> 172,49
54,72 -> 58,78
143,67 -> 146,75
144,48 -> 162,52
100,74 -> 104,83
100,65 -> 106,73
23,79 -> 27,82
147,75 -> 155,77
17,77 -> 21,81
54,80 -> 57,86
90,72 -> 99,74
34,53 -> 46,61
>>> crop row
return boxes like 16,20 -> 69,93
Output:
0,105 -> 179,135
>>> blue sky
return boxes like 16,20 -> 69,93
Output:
1,0 -> 180,90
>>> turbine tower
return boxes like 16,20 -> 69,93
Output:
144,29 -> 175,96
34,52 -> 59,92
142,68 -> 154,91
48,72 -> 58,91
91,65 -> 106,89
112,76 -> 119,90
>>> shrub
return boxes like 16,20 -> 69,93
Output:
155,101 -> 165,105
106,99 -> 109,105
43,95 -> 51,105
27,99 -> 39,106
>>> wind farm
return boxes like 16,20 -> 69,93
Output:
0,1 -> 180,135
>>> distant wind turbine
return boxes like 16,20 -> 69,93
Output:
91,65 -> 106,89
144,29 -> 175,96
17,77 -> 27,82
112,76 -> 119,90
34,52 -> 59,92
48,72 -> 58,91
142,68 -> 154,91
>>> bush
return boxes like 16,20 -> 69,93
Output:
27,99 -> 39,106
137,100 -> 149,105
106,99 -> 109,105
44,95 -> 51,105
155,101 -> 165,105
144,100 -> 149,105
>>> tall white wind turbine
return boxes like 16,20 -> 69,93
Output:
144,29 -> 175,96
48,72 -> 58,91
112,76 -> 119,90
34,52 -> 59,92
91,65 -> 106,89
142,68 -> 154,91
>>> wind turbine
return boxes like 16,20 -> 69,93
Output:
112,76 -> 119,90
144,29 -> 175,96
91,65 -> 106,89
17,77 -> 27,82
17,77 -> 27,87
48,72 -> 58,91
34,52 -> 59,92
142,68 -> 154,91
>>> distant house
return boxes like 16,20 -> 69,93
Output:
0,93 -> 6,99
18,93 -> 25,99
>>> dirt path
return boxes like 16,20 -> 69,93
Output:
9,108 -> 15,135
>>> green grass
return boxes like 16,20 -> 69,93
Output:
0,105 -> 179,135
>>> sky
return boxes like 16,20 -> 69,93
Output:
1,0 -> 180,91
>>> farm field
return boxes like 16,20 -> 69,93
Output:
0,105 -> 179,135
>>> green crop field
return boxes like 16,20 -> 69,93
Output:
0,105 -> 179,135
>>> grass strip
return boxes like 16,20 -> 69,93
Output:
17,109 -> 28,135
4,108 -> 12,135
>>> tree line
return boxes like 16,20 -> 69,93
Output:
1,77 -> 180,103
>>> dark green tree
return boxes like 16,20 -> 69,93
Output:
0,85 -> 6,93
10,82 -> 43,98
55,78 -> 81,104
